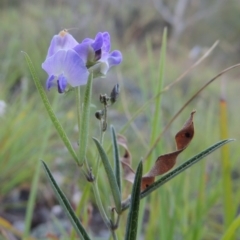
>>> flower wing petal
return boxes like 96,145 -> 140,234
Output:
46,75 -> 55,90
42,50 -> 66,76
63,49 -> 89,87
108,50 -> 122,67
73,42 -> 90,64
58,74 -> 68,93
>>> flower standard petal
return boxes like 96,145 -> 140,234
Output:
91,32 -> 103,51
102,32 -> 111,52
46,31 -> 78,58
77,33 -> 104,64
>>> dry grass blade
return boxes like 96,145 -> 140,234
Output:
117,40 -> 219,137
144,63 -> 240,161
163,40 -> 219,91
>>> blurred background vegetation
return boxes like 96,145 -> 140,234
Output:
0,0 -> 240,239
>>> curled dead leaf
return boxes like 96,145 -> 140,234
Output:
117,134 -> 131,165
118,111 -> 196,191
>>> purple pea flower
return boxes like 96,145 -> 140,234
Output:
42,30 -> 89,93
42,30 -> 122,93
74,32 -> 122,77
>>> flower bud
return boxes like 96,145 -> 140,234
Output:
110,84 -> 120,104
95,110 -> 104,120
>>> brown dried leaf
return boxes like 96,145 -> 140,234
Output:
117,135 -> 135,183
117,134 -> 132,165
117,111 -> 195,191
141,176 -> 155,190
141,111 -> 195,190
121,161 -> 136,184
175,110 -> 195,150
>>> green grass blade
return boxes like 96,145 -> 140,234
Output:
221,216 -> 240,240
119,41 -> 219,137
93,138 -> 121,214
149,28 -> 167,148
22,52 -> 79,164
41,160 -> 91,240
79,73 -> 93,165
124,161 -> 143,240
121,139 -> 234,211
110,125 -> 122,194
220,96 -> 234,229
70,183 -> 91,240
23,160 -> 41,238
24,94 -> 59,237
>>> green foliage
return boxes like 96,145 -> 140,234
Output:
93,137 -> 122,214
0,96 -> 54,195
1,1 -> 240,239
124,161 -> 142,240
41,160 -> 91,240
23,52 -> 79,164
111,125 -> 122,194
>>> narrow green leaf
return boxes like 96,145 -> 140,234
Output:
124,161 -> 143,240
41,160 -> 91,240
220,97 -> 234,229
121,139 -> 234,211
222,215 -> 240,240
149,28 -> 167,146
24,160 -> 41,238
142,139 -> 234,198
93,138 -> 121,214
23,52 -> 79,164
141,139 -> 234,199
110,125 -> 122,194
79,73 -> 93,165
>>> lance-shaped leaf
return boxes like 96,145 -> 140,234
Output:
79,73 -> 93,165
93,138 -> 122,214
124,161 -> 143,240
41,161 -> 91,240
23,52 -> 79,165
110,125 -> 122,194
118,111 -> 195,191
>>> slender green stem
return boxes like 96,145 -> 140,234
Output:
76,87 -> 81,135
92,181 -> 111,229
23,160 -> 41,238
111,230 -> 118,240
79,73 -> 93,165
95,121 -> 105,180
